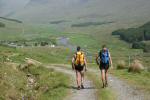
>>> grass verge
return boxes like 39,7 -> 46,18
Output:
111,69 -> 150,93
0,63 -> 70,100
87,72 -> 116,100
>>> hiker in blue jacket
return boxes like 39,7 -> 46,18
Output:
96,45 -> 113,88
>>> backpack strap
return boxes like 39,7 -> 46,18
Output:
107,50 -> 109,57
74,52 -> 77,60
80,52 -> 84,59
74,51 -> 82,59
99,50 -> 102,59
99,49 -> 109,59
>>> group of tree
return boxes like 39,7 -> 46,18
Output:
33,37 -> 57,46
112,22 -> 150,52
0,17 -> 22,23
0,22 -> 5,27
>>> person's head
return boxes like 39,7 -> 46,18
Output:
102,44 -> 107,51
77,46 -> 81,51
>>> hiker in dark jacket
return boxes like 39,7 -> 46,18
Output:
96,45 -> 113,88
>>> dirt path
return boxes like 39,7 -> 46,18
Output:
45,65 -> 97,100
88,68 -> 148,100
108,75 -> 147,100
19,56 -> 148,100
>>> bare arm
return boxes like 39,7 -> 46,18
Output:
72,55 -> 75,64
109,52 -> 113,67
95,53 -> 100,65
72,54 -> 76,70
84,56 -> 87,71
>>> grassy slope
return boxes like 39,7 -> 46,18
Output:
0,18 -> 63,41
13,47 -> 70,64
0,45 -> 70,100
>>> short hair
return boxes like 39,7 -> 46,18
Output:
77,46 -> 81,51
102,44 -> 106,48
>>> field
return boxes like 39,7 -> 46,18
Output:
0,14 -> 150,99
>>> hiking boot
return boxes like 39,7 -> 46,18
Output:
81,84 -> 84,89
105,82 -> 108,87
77,86 -> 81,90
102,85 -> 105,88
102,83 -> 105,88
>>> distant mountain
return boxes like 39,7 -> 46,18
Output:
0,0 -> 150,24
0,0 -> 29,17
23,0 -> 89,9
29,0 -> 49,4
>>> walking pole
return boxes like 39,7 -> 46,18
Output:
129,56 -> 131,67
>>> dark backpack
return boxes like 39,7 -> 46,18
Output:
99,49 -> 109,64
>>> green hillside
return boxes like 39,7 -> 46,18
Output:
112,22 -> 150,52
0,45 -> 70,100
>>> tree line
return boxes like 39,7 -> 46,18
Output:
112,22 -> 150,52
